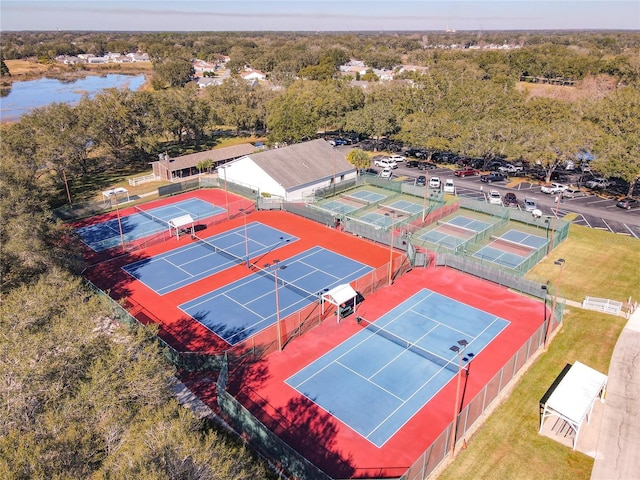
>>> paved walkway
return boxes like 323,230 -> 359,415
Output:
591,308 -> 640,480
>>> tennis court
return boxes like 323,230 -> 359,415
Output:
179,246 -> 374,345
312,189 -> 390,216
122,222 -> 298,295
418,215 -> 492,249
356,200 -> 419,228
380,199 -> 424,216
76,198 -> 224,251
473,229 -> 546,269
286,289 -> 509,447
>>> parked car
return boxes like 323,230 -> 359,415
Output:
541,183 -> 568,195
454,166 -> 480,177
415,175 -> 427,187
406,160 -> 420,168
418,162 -> 437,170
562,186 -> 586,198
488,189 -> 502,205
429,176 -> 441,189
522,197 -> 537,212
616,197 -> 639,210
443,179 -> 455,194
503,192 -> 518,207
374,158 -> 398,169
480,172 -> 506,183
586,177 -> 610,190
498,164 -> 523,174
379,168 -> 393,179
388,154 -> 406,163
361,167 -> 378,176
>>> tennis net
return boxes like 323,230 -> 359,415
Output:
356,316 -> 458,373
340,193 -> 371,207
489,236 -> 535,256
135,205 -> 171,227
192,233 -> 247,267
436,220 -> 475,238
253,263 -> 320,302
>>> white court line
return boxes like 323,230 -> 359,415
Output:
601,218 -> 614,233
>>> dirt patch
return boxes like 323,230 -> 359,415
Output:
516,75 -> 618,102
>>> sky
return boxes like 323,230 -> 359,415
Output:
1,1 -> 639,32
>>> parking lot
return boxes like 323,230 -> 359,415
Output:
381,160 -> 640,238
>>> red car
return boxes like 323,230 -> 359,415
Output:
454,167 -> 480,177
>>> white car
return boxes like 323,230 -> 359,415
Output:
540,183 -> 568,195
498,164 -> 523,174
522,197 -> 537,212
562,186 -> 586,198
374,158 -> 398,169
428,176 -> 441,189
443,179 -> 455,193
488,189 -> 502,205
388,154 -> 406,163
379,168 -> 392,179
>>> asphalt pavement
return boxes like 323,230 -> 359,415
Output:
591,307 -> 640,480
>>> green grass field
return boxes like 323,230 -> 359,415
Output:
438,224 -> 637,480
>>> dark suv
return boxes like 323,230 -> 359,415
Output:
415,175 -> 427,187
480,172 -> 506,183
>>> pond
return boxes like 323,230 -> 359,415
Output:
0,73 -> 146,122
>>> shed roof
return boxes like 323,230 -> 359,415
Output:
156,144 -> 257,172
247,139 -> 355,190
540,361 -> 607,449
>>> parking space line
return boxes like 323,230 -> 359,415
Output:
586,198 -> 612,205
601,219 -> 614,233
623,225 -> 639,238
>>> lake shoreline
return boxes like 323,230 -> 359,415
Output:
1,59 -> 154,124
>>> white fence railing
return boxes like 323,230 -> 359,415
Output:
129,173 -> 158,186
582,296 -> 623,316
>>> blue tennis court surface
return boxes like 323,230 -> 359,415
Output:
179,246 -> 373,345
314,199 -> 361,215
501,229 -> 547,248
122,222 -> 298,295
419,215 -> 493,249
382,199 -> 423,215
448,215 -> 492,232
286,289 -> 509,447
76,198 -> 224,251
473,229 -> 546,269
348,190 -> 387,204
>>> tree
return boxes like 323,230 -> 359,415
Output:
0,56 -> 10,76
586,87 -> 640,196
153,58 -> 195,88
345,101 -> 397,150
346,149 -> 371,173
78,89 -> 150,165
196,159 -> 214,174
266,81 -> 320,144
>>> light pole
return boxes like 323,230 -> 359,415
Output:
265,260 -> 287,352
545,258 -> 565,349
239,208 -> 250,268
422,181 -> 428,223
385,211 -> 402,286
113,190 -> 125,251
449,339 -> 474,457
541,282 -> 549,330
332,145 -> 337,196
220,164 -> 230,219
547,199 -> 561,256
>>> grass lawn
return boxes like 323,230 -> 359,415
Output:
438,224 -> 636,480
